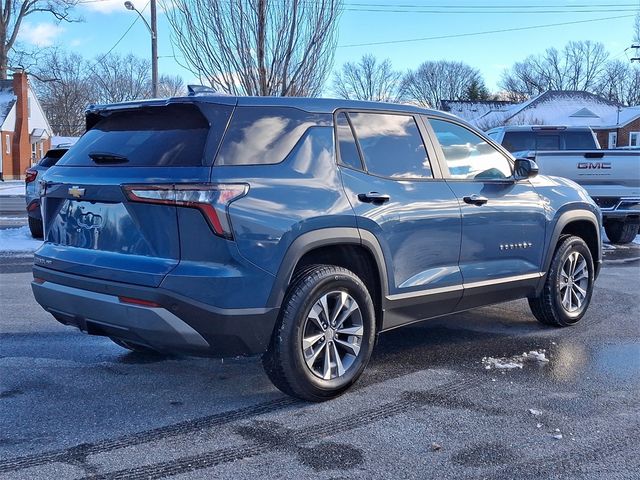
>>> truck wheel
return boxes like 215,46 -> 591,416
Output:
28,216 -> 43,239
604,220 -> 637,244
528,236 -> 594,327
263,265 -> 376,401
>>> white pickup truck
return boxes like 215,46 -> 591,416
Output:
487,125 -> 640,244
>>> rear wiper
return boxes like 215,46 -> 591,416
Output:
89,152 -> 129,164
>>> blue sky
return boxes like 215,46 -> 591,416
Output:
18,0 -> 640,93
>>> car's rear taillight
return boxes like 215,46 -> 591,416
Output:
25,168 -> 37,184
123,184 -> 248,239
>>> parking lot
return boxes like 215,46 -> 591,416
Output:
1,195 -> 639,479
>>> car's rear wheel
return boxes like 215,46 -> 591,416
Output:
528,235 -> 594,327
28,216 -> 43,239
263,265 -> 376,401
604,220 -> 637,244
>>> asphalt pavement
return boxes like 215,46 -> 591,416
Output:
0,205 -> 639,479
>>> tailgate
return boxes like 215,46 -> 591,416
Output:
534,150 -> 640,197
36,102 -> 233,287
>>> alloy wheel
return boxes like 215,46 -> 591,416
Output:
559,251 -> 589,313
301,290 -> 364,380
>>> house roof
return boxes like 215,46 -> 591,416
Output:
440,100 -> 516,122
471,90 -> 624,129
595,106 -> 640,129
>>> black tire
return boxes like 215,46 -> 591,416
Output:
110,337 -> 161,355
262,264 -> 376,402
528,236 -> 594,327
604,220 -> 637,245
28,216 -> 43,239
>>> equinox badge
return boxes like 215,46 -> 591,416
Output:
68,186 -> 85,198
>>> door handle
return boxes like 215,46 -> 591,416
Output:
463,194 -> 488,206
358,192 -> 391,204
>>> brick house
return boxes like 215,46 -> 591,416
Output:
592,107 -> 640,149
0,71 -> 53,180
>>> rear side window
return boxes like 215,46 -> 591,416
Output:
216,106 -> 331,166
348,112 -> 432,179
58,104 -> 216,167
39,149 -> 67,167
335,113 -> 363,170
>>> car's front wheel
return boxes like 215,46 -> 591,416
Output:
28,216 -> 43,239
263,265 -> 376,401
528,235 -> 595,327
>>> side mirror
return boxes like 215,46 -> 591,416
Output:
514,158 -> 539,180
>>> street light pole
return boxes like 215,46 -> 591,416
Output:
150,0 -> 158,97
124,0 -> 158,97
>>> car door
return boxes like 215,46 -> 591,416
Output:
424,116 -> 548,310
336,111 -> 463,329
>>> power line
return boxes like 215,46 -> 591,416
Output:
345,7 -> 638,14
339,14 -> 636,48
93,0 -> 150,64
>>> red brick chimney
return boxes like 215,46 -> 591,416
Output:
11,70 -> 30,179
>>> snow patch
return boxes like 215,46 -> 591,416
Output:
634,235 -> 640,246
0,226 -> 42,253
482,350 -> 550,370
0,181 -> 25,197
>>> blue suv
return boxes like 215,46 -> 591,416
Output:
32,92 -> 601,401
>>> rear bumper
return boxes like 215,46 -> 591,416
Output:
31,266 -> 279,357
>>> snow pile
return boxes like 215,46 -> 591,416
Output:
0,226 -> 42,254
482,350 -> 550,370
634,235 -> 640,246
0,181 -> 25,197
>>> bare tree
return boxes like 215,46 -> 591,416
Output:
157,74 -> 185,98
332,54 -> 402,102
596,61 -> 640,106
0,0 -> 79,79
499,40 -> 609,99
32,49 -> 93,136
162,0 -> 342,96
90,53 -> 152,104
402,60 -> 486,108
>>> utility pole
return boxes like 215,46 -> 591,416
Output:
150,0 -> 158,97
124,0 -> 158,97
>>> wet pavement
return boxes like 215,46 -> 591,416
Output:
0,245 -> 638,479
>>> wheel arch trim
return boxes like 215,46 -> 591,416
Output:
266,227 -> 389,308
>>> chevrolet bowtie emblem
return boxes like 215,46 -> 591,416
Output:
68,186 -> 85,198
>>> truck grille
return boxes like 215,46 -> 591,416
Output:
592,197 -> 619,210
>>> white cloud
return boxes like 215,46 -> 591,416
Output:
19,22 -> 65,47
81,0 -> 127,14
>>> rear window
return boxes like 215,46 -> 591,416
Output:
39,149 -> 67,167
58,104 -> 216,167
502,131 -> 597,153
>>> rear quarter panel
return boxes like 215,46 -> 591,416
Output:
217,126 -> 357,275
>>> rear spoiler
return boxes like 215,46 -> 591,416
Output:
85,95 -> 238,131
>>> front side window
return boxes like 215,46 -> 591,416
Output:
630,132 -> 640,147
428,118 -> 512,180
348,112 -> 432,179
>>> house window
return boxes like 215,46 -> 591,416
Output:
608,132 -> 617,149
630,132 -> 640,147
5,134 -> 9,154
31,142 -> 37,161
